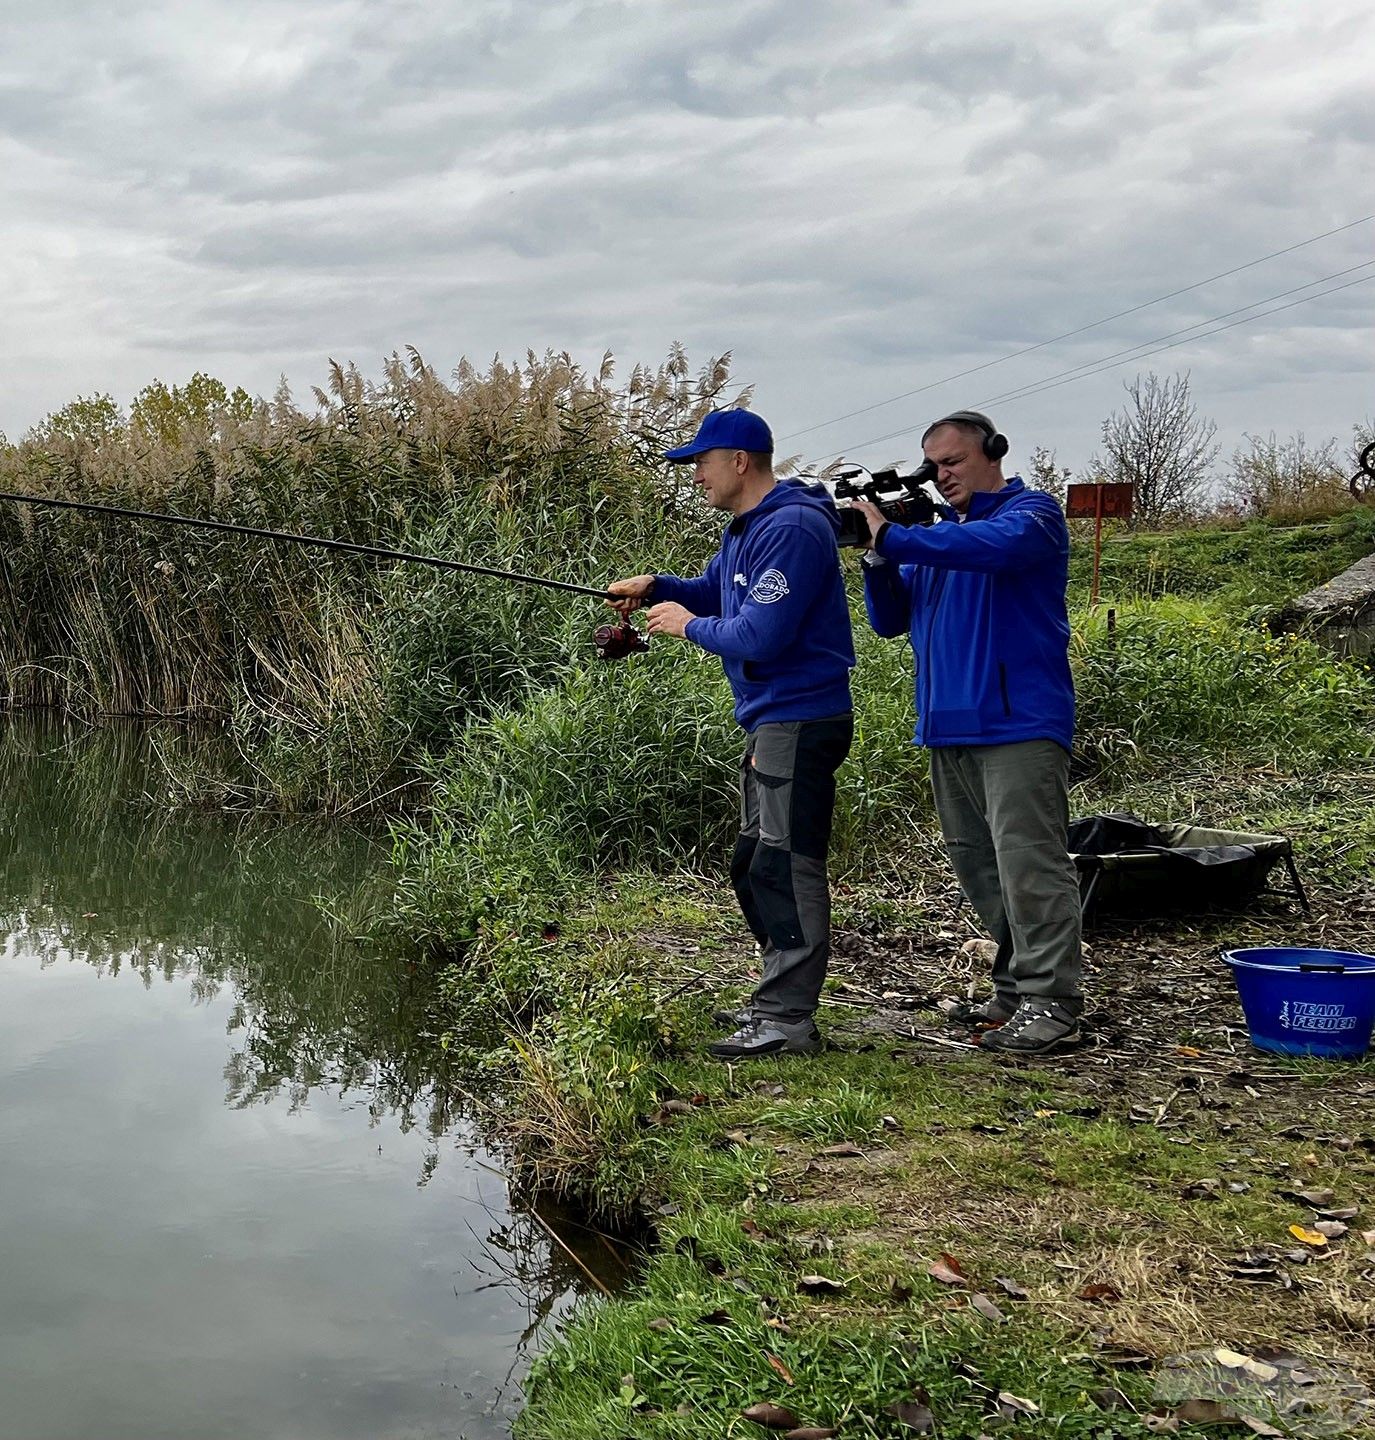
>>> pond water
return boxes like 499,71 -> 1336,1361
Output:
0,723 -> 587,1440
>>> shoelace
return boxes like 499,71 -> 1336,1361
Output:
1001,1004 -> 1055,1036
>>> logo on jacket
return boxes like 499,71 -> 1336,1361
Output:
733,572 -> 748,587
749,569 -> 789,604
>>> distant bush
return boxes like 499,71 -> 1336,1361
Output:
1074,598 -> 1375,777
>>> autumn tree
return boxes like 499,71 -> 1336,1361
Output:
1087,372 -> 1218,526
1225,432 -> 1349,519
130,373 -> 255,446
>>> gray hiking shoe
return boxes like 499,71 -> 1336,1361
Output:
712,1004 -> 754,1029
979,999 -> 1082,1055
942,994 -> 1017,1029
708,1015 -> 822,1060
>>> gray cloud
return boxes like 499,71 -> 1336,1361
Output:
1,0 -> 1370,470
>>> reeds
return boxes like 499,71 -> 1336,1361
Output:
0,347 -> 740,809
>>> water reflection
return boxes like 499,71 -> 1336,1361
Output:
0,720 -> 589,1440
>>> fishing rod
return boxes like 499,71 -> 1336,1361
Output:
0,489 -> 650,659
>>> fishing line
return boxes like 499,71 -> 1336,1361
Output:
777,212 -> 1375,446
0,491 -> 617,600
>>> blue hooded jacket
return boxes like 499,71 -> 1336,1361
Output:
862,478 -> 1074,751
654,480 -> 855,732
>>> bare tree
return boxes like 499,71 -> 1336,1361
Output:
1225,432 -> 1347,518
1088,372 -> 1218,526
1352,418 -> 1374,472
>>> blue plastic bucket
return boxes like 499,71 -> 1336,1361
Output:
1222,947 -> 1375,1058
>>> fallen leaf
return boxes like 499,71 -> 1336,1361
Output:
1181,1178 -> 1221,1200
1175,1045 -> 1203,1057
1243,1360 -> 1280,1383
997,1391 -> 1040,1417
647,1317 -> 673,1332
1078,1281 -> 1122,1303
717,1129 -> 751,1148
886,1394 -> 935,1432
766,1353 -> 795,1385
741,1401 -> 802,1429
1312,1220 -> 1348,1239
1316,1205 -> 1359,1220
647,1100 -> 693,1124
1288,1224 -> 1328,1247
1176,1398 -> 1236,1424
927,1253 -> 969,1287
993,1275 -> 1030,1300
1362,1229 -> 1375,1247
817,1142 -> 865,1158
697,1308 -> 733,1326
1213,1347 -> 1252,1368
1239,1418 -> 1284,1438
783,1429 -> 839,1440
1144,1413 -> 1179,1434
1090,1387 -> 1131,1411
970,1292 -> 1007,1323
1287,1187 -> 1335,1206
797,1275 -> 846,1295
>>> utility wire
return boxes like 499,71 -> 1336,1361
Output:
777,212 -> 1375,445
0,491 -> 617,599
820,267 -> 1375,461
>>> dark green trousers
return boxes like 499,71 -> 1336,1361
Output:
929,739 -> 1083,1009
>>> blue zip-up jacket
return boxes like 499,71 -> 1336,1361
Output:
654,480 -> 855,732
862,478 -> 1074,751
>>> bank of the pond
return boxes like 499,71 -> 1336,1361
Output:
449,764 -> 1375,1440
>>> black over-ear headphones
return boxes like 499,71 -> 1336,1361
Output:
922,410 -> 1009,462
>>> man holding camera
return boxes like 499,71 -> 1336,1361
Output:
849,410 -> 1084,1056
608,409 -> 854,1060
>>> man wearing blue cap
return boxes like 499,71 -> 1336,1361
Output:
609,410 -> 855,1059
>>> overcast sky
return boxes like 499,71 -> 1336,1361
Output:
2,0 -> 1371,476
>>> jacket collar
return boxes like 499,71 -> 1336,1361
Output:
942,475 -> 1025,523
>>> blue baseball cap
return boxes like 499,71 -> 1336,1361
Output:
663,409 -> 773,462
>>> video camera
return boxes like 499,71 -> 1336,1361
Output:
832,461 -> 941,547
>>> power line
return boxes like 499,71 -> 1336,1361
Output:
819,269 -> 1375,459
777,212 -> 1375,446
978,271 -> 1375,411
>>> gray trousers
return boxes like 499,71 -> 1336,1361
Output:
731,714 -> 853,1024
929,739 -> 1083,1009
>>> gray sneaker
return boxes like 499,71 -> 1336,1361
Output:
708,1015 -> 822,1060
942,994 -> 1017,1029
979,1000 -> 1082,1055
712,1004 -> 754,1029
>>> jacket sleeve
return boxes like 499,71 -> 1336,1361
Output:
684,523 -> 833,662
653,552 -> 721,615
875,500 -> 1067,574
862,560 -> 916,638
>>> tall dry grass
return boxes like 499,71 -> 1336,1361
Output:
0,346 -> 740,808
